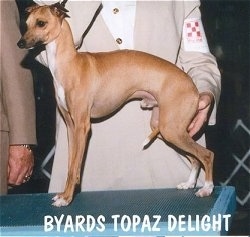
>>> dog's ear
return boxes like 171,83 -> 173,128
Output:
25,4 -> 40,13
50,2 -> 70,19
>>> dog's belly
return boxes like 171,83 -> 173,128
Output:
90,90 -> 157,119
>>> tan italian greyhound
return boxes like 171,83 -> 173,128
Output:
17,3 -> 214,207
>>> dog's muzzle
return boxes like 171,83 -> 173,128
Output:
17,38 -> 44,49
17,39 -> 26,49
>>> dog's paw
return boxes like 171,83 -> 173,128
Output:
177,181 -> 195,190
195,183 -> 214,197
52,194 -> 70,207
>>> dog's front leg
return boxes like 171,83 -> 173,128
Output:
52,111 -> 91,207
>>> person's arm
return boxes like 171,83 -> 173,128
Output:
1,1 -> 36,185
178,1 -> 221,136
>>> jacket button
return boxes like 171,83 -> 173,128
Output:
113,8 -> 119,14
116,38 -> 122,44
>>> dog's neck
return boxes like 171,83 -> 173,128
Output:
46,19 -> 76,77
45,18 -> 76,112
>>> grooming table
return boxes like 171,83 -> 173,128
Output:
0,186 -> 235,236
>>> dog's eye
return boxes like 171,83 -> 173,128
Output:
36,20 -> 47,28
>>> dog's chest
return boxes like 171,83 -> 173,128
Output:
55,83 -> 68,111
46,42 -> 68,111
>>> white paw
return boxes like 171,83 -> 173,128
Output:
177,182 -> 195,190
195,184 -> 214,197
52,195 -> 69,207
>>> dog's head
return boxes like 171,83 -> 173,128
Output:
17,2 -> 69,49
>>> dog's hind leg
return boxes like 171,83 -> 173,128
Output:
177,155 -> 200,189
161,123 -> 214,196
158,94 -> 214,197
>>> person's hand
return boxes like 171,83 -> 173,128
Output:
188,92 -> 214,137
8,145 -> 34,185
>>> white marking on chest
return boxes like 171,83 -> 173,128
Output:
46,41 -> 68,111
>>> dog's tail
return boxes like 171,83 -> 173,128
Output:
142,129 -> 160,149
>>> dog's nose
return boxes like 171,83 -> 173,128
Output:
17,39 -> 26,49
